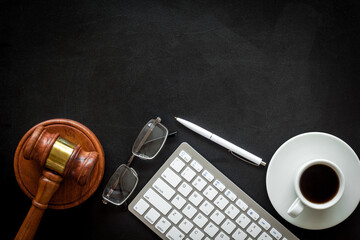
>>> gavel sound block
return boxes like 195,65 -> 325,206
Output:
14,119 -> 105,240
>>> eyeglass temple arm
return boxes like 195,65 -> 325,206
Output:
168,131 -> 177,137
140,131 -> 177,146
126,154 -> 135,167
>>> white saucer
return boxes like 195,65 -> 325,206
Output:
266,132 -> 360,230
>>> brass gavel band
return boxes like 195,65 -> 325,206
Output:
45,137 -> 76,174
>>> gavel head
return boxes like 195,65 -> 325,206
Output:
23,126 -> 98,185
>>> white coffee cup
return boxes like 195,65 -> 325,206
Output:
287,159 -> 345,218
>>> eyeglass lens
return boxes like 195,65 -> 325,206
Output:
102,164 -> 138,205
132,119 -> 168,159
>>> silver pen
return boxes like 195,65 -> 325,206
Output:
175,117 -> 266,166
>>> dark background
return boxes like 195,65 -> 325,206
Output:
1,0 -> 359,239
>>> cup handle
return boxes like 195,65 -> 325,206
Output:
287,198 -> 304,218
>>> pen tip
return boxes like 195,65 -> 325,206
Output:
174,116 -> 178,120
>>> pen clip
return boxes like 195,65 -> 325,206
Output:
229,150 -> 259,166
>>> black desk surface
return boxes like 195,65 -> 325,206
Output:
2,0 -> 360,239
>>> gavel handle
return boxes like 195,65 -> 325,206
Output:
15,171 -> 63,240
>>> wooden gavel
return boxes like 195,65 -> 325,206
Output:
15,126 -> 99,240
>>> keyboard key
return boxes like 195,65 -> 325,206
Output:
162,168 -> 182,188
190,228 -> 204,240
232,228 -> 247,240
214,194 -> 229,210
247,208 -> 259,221
144,188 -> 172,215
178,181 -> 193,197
190,160 -> 203,172
221,219 -> 236,234
224,189 -> 237,201
203,185 -> 218,201
171,194 -> 187,209
258,232 -> 273,240
169,209 -> 183,224
215,231 -> 230,240
225,203 -> 240,219
181,167 -> 196,182
179,218 -> 193,234
199,200 -> 215,216
171,157 -> 186,172
210,209 -> 225,225
166,226 -> 185,240
258,218 -> 271,230
133,198 -> 149,215
270,227 -> 282,240
235,213 -> 251,229
152,178 -> 175,200
155,217 -> 171,233
213,179 -> 225,191
182,203 -> 197,219
179,150 -> 191,162
204,222 -> 219,237
192,176 -> 207,191
202,169 -> 214,182
193,213 -> 208,228
144,208 -> 160,224
189,191 -> 204,206
235,199 -> 248,211
246,222 -> 262,238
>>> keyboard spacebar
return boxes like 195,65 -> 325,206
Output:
144,188 -> 172,215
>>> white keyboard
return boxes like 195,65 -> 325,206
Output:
129,142 -> 298,240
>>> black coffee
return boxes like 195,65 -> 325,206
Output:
299,164 -> 339,204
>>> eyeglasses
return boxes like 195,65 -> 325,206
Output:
102,117 -> 169,206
